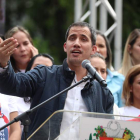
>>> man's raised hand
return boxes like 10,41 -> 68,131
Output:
0,37 -> 18,67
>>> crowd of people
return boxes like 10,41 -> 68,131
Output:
0,22 -> 140,140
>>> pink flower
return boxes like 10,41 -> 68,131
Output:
100,126 -> 103,128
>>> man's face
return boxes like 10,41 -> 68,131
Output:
64,26 -> 97,67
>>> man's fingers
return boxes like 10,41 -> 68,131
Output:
0,37 -> 13,46
0,38 -> 3,43
2,42 -> 18,54
0,37 -> 17,47
5,39 -> 18,49
7,48 -> 17,55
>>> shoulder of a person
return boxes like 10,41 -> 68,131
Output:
110,70 -> 125,80
113,71 -> 124,77
118,106 -> 131,113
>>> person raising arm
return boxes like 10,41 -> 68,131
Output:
0,22 -> 114,139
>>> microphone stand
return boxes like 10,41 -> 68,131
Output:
0,75 -> 92,140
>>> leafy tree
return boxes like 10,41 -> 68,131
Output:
5,0 -> 74,64
5,0 -> 140,65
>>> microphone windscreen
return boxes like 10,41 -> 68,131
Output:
81,59 -> 90,68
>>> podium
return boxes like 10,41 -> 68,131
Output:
27,110 -> 140,140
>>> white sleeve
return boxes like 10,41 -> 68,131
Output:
8,95 -> 18,113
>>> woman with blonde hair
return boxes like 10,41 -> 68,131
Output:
4,26 -> 38,130
5,26 -> 38,72
119,64 -> 140,120
119,29 -> 140,77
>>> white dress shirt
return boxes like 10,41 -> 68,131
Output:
60,75 -> 88,140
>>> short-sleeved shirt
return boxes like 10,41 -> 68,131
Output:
119,106 -> 140,120
0,93 -> 18,140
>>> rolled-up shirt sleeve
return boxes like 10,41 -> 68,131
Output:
8,95 -> 18,113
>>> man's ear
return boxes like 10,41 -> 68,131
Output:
127,44 -> 132,54
63,42 -> 67,52
91,45 -> 97,55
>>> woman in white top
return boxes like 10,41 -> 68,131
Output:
119,65 -> 140,121
4,27 -> 54,130
4,26 -> 38,130
0,93 -> 21,140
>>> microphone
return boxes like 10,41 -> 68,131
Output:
82,59 -> 107,87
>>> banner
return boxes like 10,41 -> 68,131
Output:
80,117 -> 140,140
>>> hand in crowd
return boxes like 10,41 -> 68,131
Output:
30,46 -> 38,57
0,37 -> 18,67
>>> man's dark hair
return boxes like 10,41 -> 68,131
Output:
65,22 -> 96,45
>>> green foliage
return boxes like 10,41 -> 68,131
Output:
93,126 -> 107,139
5,0 -> 74,65
89,133 -> 92,140
123,0 -> 140,51
4,0 -> 140,65
123,128 -> 135,140
33,37 -> 50,53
